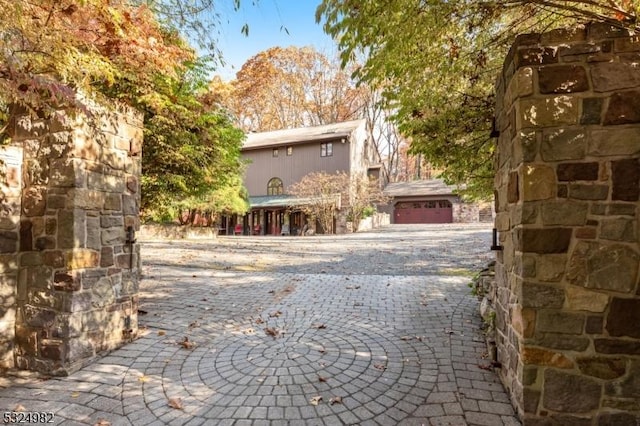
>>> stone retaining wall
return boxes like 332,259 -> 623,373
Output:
0,103 -> 142,375
355,212 -> 391,232
494,23 -> 640,424
453,201 -> 481,223
139,224 -> 219,240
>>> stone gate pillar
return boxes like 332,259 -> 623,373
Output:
10,104 -> 142,375
494,23 -> 640,424
0,145 -> 23,368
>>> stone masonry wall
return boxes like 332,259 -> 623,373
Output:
7,104 -> 142,375
0,145 -> 23,369
494,23 -> 640,424
453,201 -> 481,223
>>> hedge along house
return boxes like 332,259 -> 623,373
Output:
235,119 -> 378,235
381,179 -> 493,224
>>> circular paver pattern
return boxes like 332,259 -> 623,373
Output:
0,224 -> 521,426
182,314 -> 433,424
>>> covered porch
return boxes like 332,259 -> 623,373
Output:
240,195 -> 311,236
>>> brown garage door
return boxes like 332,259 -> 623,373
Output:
394,200 -> 453,224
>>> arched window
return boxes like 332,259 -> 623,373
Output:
267,177 -> 283,195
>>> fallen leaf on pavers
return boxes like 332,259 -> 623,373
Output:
312,323 -> 327,329
318,375 -> 328,383
243,328 -> 255,335
168,397 -> 184,410
309,396 -> 322,406
269,310 -> 282,318
318,348 -> 326,354
158,330 -> 166,336
268,290 -> 275,294
71,392 -> 80,398
179,337 -> 196,349
373,364 -> 386,371
329,396 -> 343,405
138,375 -> 150,383
188,321 -> 199,328
13,404 -> 25,412
94,419 -> 111,426
254,318 -> 265,325
264,327 -> 280,338
400,336 -> 413,341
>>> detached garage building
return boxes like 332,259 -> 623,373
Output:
382,179 -> 492,224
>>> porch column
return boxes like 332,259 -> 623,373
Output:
260,209 -> 265,235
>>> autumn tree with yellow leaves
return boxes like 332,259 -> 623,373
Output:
226,46 -> 368,131
318,0 -> 640,198
0,0 -> 248,223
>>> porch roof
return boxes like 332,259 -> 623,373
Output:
249,194 -> 341,209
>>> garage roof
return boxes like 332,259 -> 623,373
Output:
383,179 -> 459,197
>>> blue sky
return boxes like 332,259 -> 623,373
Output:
214,0 -> 336,80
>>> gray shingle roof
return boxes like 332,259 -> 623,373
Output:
383,179 -> 458,197
243,119 -> 366,150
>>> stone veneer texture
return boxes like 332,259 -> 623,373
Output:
1,104 -> 142,375
0,145 -> 23,369
493,23 -> 640,425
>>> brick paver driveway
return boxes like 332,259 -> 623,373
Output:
0,224 -> 521,426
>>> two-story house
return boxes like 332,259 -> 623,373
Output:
235,119 -> 377,235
